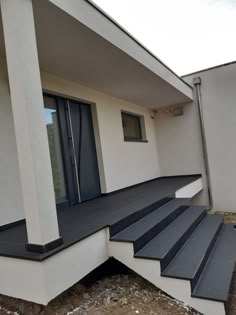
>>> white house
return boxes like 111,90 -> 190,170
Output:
0,1 -> 235,315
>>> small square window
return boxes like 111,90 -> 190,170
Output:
121,111 -> 146,142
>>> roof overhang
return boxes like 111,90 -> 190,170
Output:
0,0 -> 193,108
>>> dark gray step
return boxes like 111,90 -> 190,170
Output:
110,198 -> 190,244
193,224 -> 236,302
109,197 -> 172,237
162,214 -> 224,290
135,206 -> 207,271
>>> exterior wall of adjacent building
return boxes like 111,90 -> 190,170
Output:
183,63 -> 236,212
154,61 -> 236,211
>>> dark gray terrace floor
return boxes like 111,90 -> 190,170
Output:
0,175 -> 200,261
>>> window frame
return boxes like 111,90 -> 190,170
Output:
121,111 -> 147,142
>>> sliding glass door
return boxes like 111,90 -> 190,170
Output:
44,96 -> 68,205
43,94 -> 101,207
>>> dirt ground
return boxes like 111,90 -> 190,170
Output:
0,212 -> 235,315
0,273 -> 201,315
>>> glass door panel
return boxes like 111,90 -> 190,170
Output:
44,95 -> 67,204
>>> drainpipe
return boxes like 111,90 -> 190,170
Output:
193,77 -> 213,209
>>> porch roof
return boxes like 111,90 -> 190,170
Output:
0,0 -> 193,108
0,175 -> 200,261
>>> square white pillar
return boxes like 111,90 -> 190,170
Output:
0,0 -> 63,253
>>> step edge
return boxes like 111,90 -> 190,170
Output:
133,204 -> 189,253
109,197 -> 173,237
160,209 -> 207,271
110,238 -> 226,315
191,219 -> 224,291
111,198 -> 190,241
162,216 -> 224,280
135,208 -> 207,261
191,291 -> 228,303
191,225 -> 232,302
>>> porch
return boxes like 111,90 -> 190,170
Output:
0,0 -> 196,254
0,175 -> 200,261
0,1 -> 220,312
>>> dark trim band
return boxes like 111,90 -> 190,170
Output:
182,60 -> 236,78
102,174 -> 201,196
124,139 -> 148,143
26,237 -> 64,254
0,219 -> 25,232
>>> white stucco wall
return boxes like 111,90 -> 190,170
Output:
155,102 -> 204,176
183,63 -> 236,211
155,101 -> 208,205
0,58 -> 24,225
0,228 -> 109,304
41,72 -> 161,193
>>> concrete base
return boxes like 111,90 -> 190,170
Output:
0,229 -> 108,304
175,178 -> 203,198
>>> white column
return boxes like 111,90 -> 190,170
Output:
0,0 -> 62,252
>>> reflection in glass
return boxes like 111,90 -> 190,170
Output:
44,96 -> 67,204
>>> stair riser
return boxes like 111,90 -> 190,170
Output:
133,205 -> 188,253
109,241 -> 226,315
161,211 -> 207,271
109,197 -> 172,237
191,222 -> 224,291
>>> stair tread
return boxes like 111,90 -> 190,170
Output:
163,214 -> 223,279
110,198 -> 189,242
135,206 -> 206,260
193,224 -> 236,302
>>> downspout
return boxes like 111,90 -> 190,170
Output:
193,77 -> 213,209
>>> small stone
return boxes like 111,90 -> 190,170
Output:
120,297 -> 128,305
135,310 -> 140,314
104,296 -> 111,305
83,293 -> 90,299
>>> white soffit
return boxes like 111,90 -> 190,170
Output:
0,0 -> 193,107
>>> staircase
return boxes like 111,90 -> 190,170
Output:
108,197 -> 236,315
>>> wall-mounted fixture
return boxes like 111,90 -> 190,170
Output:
172,107 -> 184,117
153,105 -> 184,118
150,110 -> 157,119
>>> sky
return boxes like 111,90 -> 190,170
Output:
93,0 -> 236,76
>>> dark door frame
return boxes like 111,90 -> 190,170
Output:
43,92 -> 101,207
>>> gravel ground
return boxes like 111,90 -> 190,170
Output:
0,212 -> 235,315
0,273 -> 201,315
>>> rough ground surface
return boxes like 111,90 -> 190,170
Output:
0,273 -> 201,315
0,211 -> 235,315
